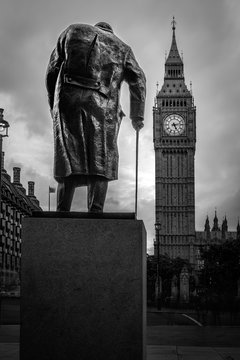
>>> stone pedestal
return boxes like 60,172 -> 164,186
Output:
20,213 -> 146,360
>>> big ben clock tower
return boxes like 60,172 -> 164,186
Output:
153,18 -> 196,263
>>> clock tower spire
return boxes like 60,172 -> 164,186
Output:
165,17 -> 184,80
153,18 -> 196,263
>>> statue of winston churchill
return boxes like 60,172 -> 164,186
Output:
46,22 -> 146,212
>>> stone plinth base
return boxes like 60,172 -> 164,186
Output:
20,215 -> 146,360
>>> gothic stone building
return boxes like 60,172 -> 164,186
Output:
153,19 -> 239,270
195,212 -> 240,270
0,158 -> 41,289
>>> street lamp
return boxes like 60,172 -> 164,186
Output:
155,222 -> 161,310
0,108 -> 10,207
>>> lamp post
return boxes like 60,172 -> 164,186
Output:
155,222 -> 161,310
0,108 -> 10,207
0,108 -> 9,325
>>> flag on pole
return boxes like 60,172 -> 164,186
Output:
49,186 -> 56,193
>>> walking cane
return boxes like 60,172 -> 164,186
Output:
135,129 -> 139,218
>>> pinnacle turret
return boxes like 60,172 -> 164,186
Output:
222,215 -> 228,231
237,219 -> 240,240
212,210 -> 220,232
222,215 -> 228,238
204,215 -> 211,238
204,215 -> 210,232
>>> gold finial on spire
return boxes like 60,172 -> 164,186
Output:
171,16 -> 176,31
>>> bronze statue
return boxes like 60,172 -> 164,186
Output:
46,22 -> 146,212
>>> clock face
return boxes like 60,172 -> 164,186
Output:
163,114 -> 185,136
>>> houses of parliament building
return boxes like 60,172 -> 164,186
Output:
153,18 -> 240,270
0,154 -> 41,289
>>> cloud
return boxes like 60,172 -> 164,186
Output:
0,0 -> 239,247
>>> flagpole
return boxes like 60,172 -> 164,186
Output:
48,187 -> 50,211
135,129 -> 139,218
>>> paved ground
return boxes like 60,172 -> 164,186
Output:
148,325 -> 240,347
148,345 -> 240,359
1,308 -> 240,359
1,344 -> 240,360
147,310 -> 240,359
0,343 -> 19,360
148,306 -> 240,326
1,324 -> 240,360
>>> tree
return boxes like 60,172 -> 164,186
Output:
199,240 -> 240,302
147,253 -> 192,305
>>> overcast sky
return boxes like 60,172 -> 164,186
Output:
0,0 -> 240,252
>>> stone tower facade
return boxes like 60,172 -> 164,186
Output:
153,18 -> 196,262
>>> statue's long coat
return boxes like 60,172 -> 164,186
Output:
46,24 -> 146,181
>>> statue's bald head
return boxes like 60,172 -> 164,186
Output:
95,22 -> 113,33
